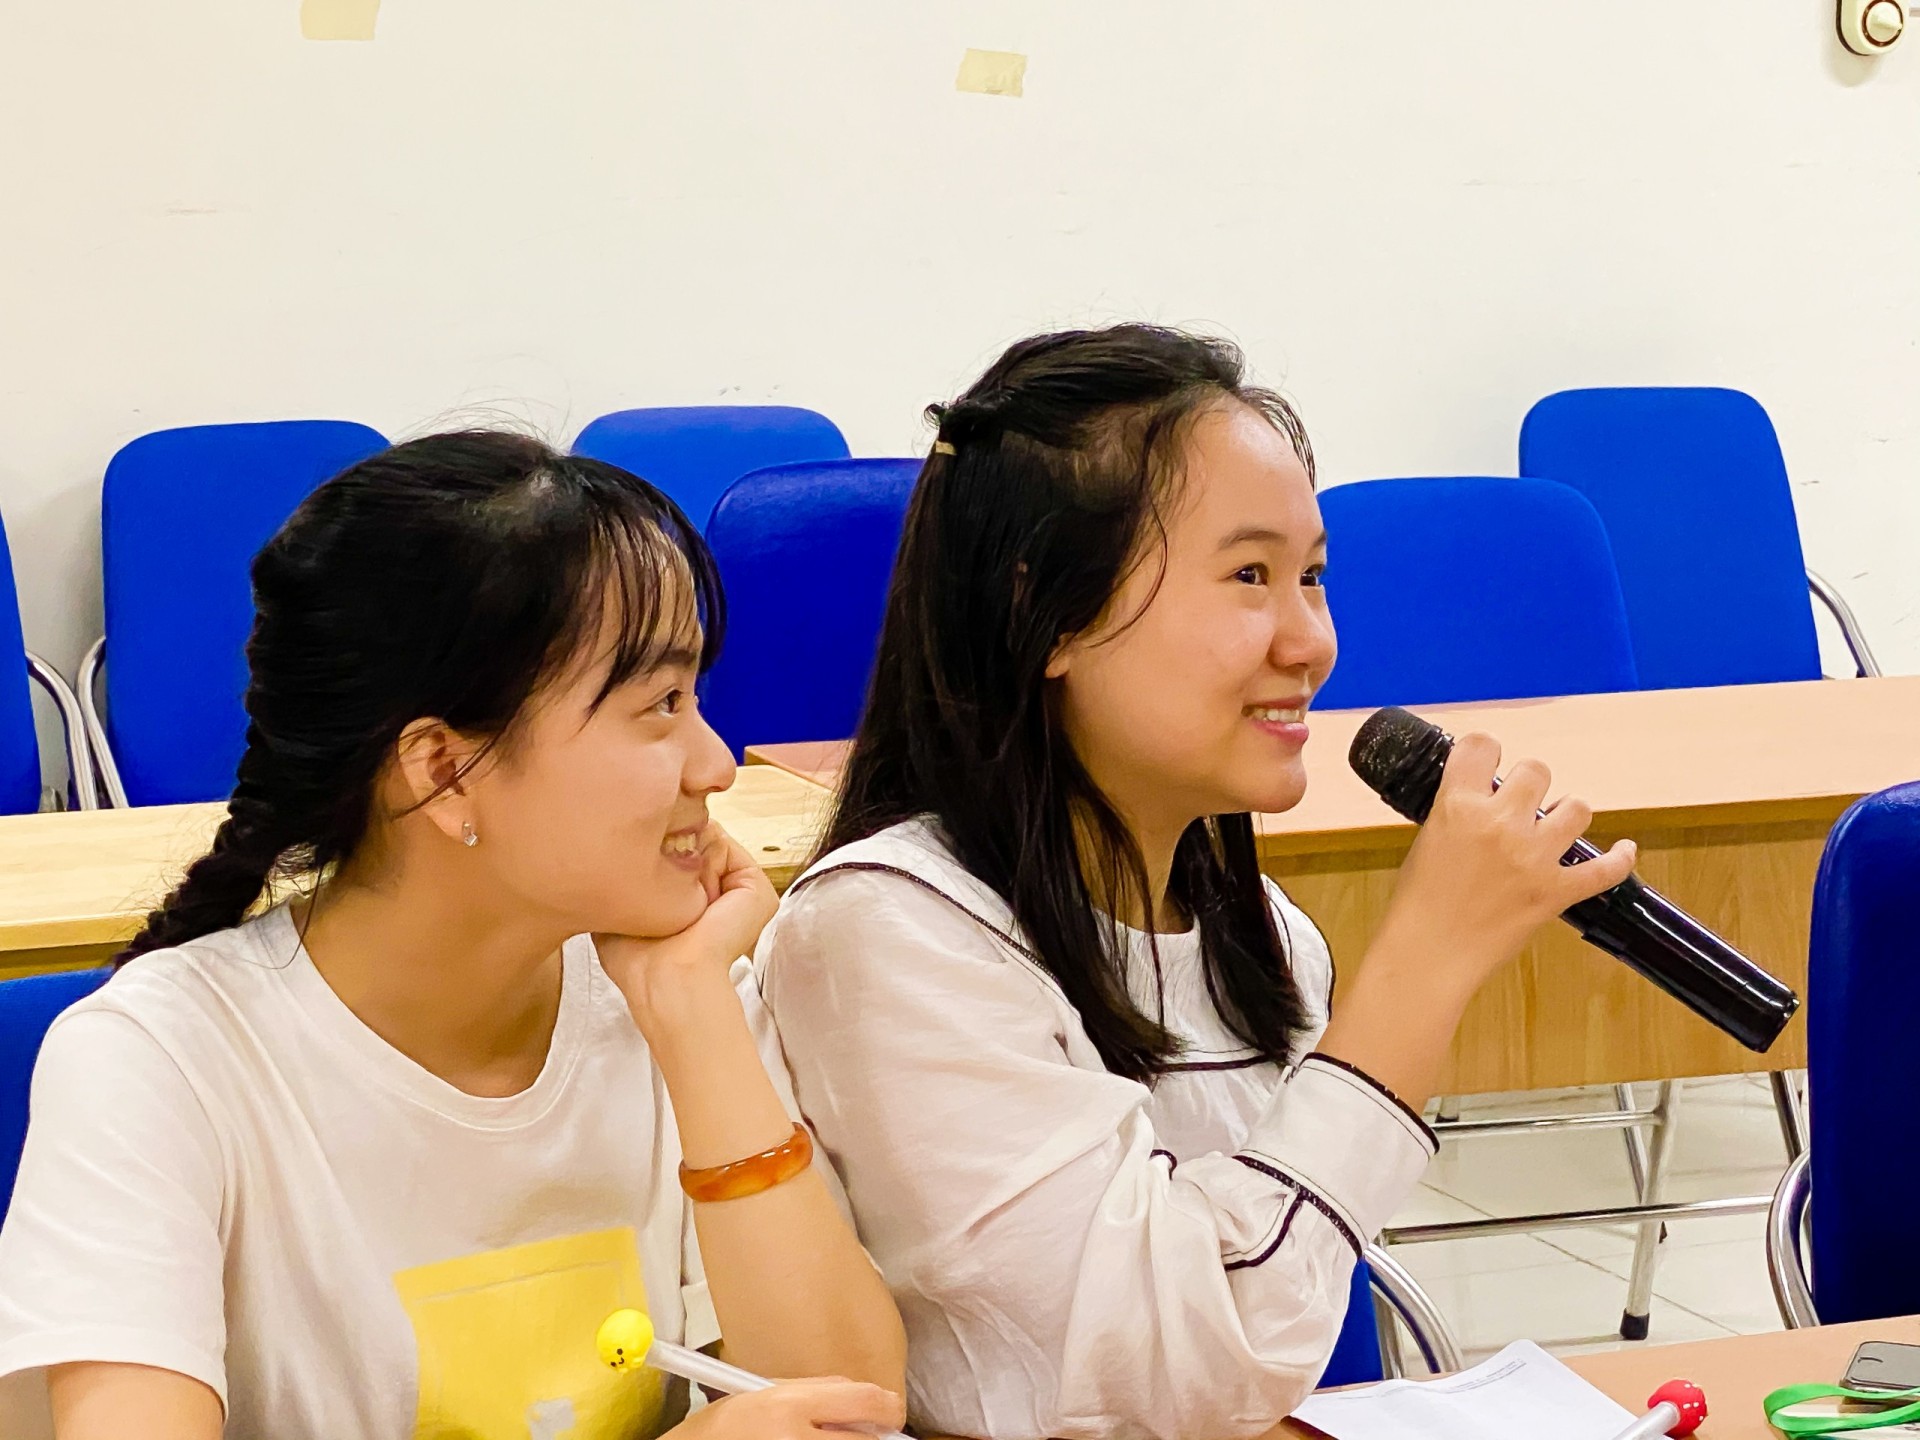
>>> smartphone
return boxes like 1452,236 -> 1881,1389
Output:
1844,1341 -> 1920,1392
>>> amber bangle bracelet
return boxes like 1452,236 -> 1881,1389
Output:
679,1123 -> 814,1203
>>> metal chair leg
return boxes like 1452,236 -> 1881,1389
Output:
1619,1082 -> 1651,1199
1620,1080 -> 1678,1339
1771,1070 -> 1809,1160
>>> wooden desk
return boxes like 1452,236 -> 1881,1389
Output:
1272,1317 -> 1920,1439
749,676 -> 1920,1092
0,763 -> 833,977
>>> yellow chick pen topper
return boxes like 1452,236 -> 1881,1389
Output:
596,1308 -> 655,1373
595,1308 -> 912,1439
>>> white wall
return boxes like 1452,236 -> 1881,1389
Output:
5,1 -> 1917,788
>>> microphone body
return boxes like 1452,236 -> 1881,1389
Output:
1349,708 -> 1799,1053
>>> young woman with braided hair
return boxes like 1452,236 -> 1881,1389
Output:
0,433 -> 905,1440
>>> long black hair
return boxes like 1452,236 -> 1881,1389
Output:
120,431 -> 723,962
820,324 -> 1318,1082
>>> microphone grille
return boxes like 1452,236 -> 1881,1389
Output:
1348,706 -> 1451,824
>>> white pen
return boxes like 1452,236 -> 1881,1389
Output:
1607,1400 -> 1683,1440
598,1308 -> 913,1440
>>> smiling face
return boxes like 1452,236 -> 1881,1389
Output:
1048,400 -> 1337,844
448,607 -> 738,942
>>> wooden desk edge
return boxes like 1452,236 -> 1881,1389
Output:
0,916 -> 144,952
0,864 -> 813,957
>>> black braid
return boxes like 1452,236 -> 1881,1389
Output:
119,728 -> 320,962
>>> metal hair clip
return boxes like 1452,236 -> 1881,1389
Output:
932,440 -> 957,456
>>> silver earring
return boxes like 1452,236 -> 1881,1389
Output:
461,822 -> 479,848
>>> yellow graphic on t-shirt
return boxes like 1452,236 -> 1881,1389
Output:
395,1226 -> 676,1440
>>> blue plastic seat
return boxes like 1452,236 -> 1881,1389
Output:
1519,388 -> 1839,690
700,458 -> 920,755
1320,1262 -> 1386,1387
572,406 -> 849,532
0,967 -> 112,1224
0,519 -> 45,815
0,512 -> 98,813
93,420 -> 389,807
1802,781 -> 1920,1323
1314,477 -> 1639,711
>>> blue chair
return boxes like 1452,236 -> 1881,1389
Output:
1320,1264 -> 1386,1388
700,458 -> 919,755
572,406 -> 849,532
0,513 -> 97,813
1767,780 -> 1920,1329
1519,387 -> 1879,691
1313,476 -> 1674,1340
1314,477 -> 1639,711
1317,1248 -> 1462,1388
0,967 -> 112,1224
81,420 -> 389,807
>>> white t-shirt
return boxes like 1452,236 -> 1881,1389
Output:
754,818 -> 1438,1440
0,904 -> 801,1440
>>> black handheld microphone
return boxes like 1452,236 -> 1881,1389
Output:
1348,706 -> 1799,1053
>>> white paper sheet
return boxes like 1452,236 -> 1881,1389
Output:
1292,1340 -> 1639,1440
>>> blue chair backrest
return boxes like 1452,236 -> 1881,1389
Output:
102,420 -> 389,806
1318,1260 -> 1385,1388
572,406 -> 850,532
0,514 -> 40,815
1314,477 -> 1639,711
701,458 -> 920,755
0,967 -> 112,1224
1807,780 -> 1920,1324
1519,388 -> 1821,690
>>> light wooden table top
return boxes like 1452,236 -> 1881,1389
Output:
1271,1315 -> 1920,1440
750,676 -> 1920,854
0,762 -> 833,954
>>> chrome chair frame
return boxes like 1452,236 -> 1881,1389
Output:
1767,1150 -> 1818,1330
76,638 -> 128,808
1410,1081 -> 1689,1340
1807,570 -> 1881,679
1364,1242 -> 1463,1378
24,652 -> 99,811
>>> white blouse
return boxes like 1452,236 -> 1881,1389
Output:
754,818 -> 1437,1440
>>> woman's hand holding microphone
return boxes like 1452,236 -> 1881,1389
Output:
1318,732 -> 1637,1110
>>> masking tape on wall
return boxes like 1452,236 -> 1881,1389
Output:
301,0 -> 380,41
955,48 -> 1027,98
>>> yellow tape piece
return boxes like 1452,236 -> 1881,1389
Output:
956,48 -> 1028,98
300,0 -> 380,41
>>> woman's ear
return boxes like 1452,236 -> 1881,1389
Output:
1044,635 -> 1076,680
393,718 -> 484,843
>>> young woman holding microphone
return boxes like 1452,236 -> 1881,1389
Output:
756,325 -> 1637,1440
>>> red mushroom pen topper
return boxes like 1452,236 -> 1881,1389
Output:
1607,1380 -> 1707,1440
